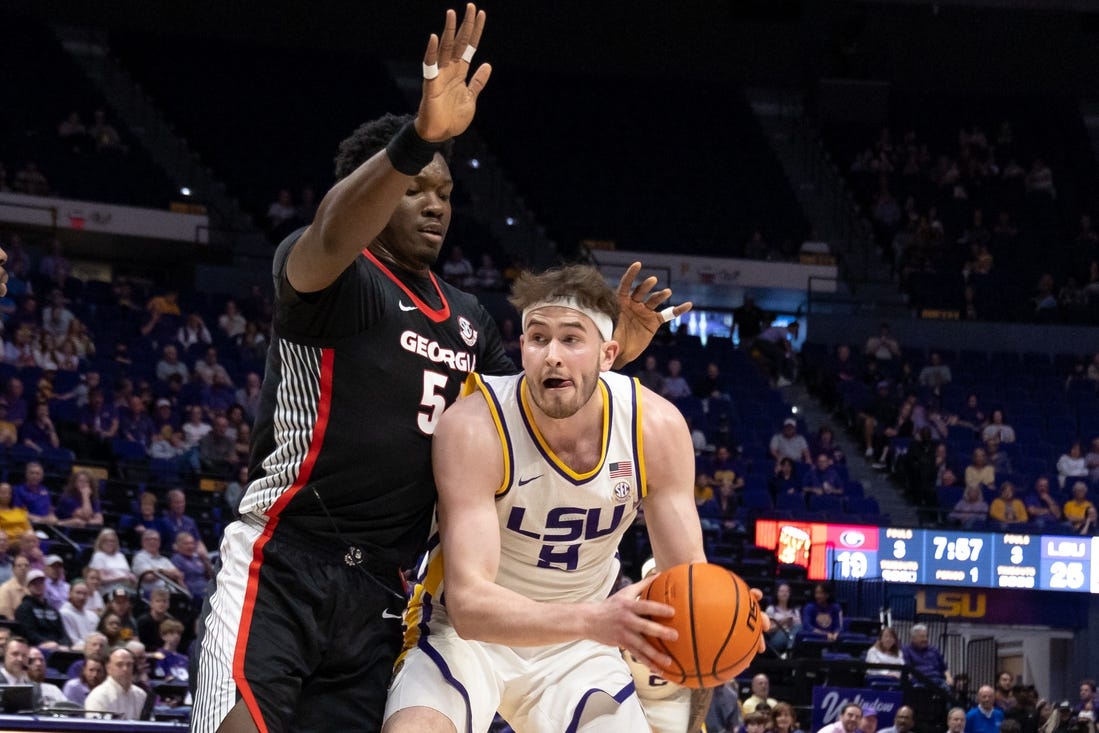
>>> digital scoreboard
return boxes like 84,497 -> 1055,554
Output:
754,520 -> 1099,593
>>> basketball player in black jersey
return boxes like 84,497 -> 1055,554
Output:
191,5 -> 689,732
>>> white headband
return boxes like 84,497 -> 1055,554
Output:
521,297 -> 614,341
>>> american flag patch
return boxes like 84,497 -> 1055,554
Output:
609,461 -> 632,478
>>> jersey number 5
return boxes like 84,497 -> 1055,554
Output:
418,371 -> 448,435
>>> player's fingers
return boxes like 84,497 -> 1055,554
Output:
454,3 -> 476,61
632,598 -> 676,620
468,63 -> 492,98
438,8 -> 458,65
628,636 -> 673,672
645,288 -> 672,308
672,301 -> 693,317
469,8 -> 487,49
630,276 -> 659,303
422,33 -> 440,68
616,261 -> 642,298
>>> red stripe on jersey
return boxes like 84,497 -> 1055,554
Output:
362,247 -> 451,323
232,347 -> 336,730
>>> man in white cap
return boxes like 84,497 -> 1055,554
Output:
770,417 -> 811,465
14,568 -> 71,650
42,554 -> 69,611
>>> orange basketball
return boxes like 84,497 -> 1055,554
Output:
641,562 -> 763,688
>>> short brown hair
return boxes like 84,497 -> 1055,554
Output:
508,265 -> 619,336
159,619 -> 184,636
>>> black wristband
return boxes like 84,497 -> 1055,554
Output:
385,122 -> 443,176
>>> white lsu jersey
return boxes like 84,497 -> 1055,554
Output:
402,370 -> 647,640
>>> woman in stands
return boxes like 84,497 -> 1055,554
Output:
770,702 -> 804,733
989,481 -> 1028,528
64,318 -> 95,360
81,566 -> 105,615
770,457 -> 800,497
0,482 -> 31,540
1057,441 -> 1089,489
1064,481 -> 1097,535
865,626 -> 905,678
981,409 -> 1016,444
56,470 -> 104,528
87,527 -> 137,593
96,610 -> 125,647
801,583 -> 842,641
949,485 -> 989,527
965,447 -> 996,492
764,582 -> 801,658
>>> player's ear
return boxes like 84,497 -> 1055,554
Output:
600,340 -> 619,371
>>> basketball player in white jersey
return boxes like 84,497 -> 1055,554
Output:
382,265 -> 710,732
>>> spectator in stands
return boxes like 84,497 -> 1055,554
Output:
635,355 -> 664,395
0,555 -> 30,618
441,245 -> 474,286
985,436 -> 1013,476
88,528 -> 137,592
236,319 -> 268,364
661,358 -> 691,400
97,610 -> 125,647
13,161 -> 49,196
152,618 -> 188,684
694,362 -> 730,402
64,654 -> 105,706
267,189 -> 297,233
817,703 -> 862,733
903,623 -> 951,689
152,398 -> 179,433
65,319 -> 94,361
1057,442 -> 1089,489
54,338 -> 79,372
1087,438 -> 1099,484
967,686 -> 1005,733
0,486 -> 30,542
0,377 -> 28,427
859,706 -> 878,733
859,380 -> 899,460
155,345 -> 189,384
865,323 -> 900,363
217,299 -> 247,340
803,452 -> 844,496
880,706 -> 915,733
89,109 -> 124,154
15,568 -> 70,649
11,536 -> 41,583
0,403 -> 16,448
119,491 -> 161,549
772,702 -> 803,733
81,568 -> 105,616
771,457 -> 801,497
771,418 -> 811,466
982,409 -> 1016,444
177,312 -> 212,351
193,346 -> 232,386
136,587 -> 175,650
199,414 -> 239,476
119,394 -> 156,448
171,531 -> 211,598
965,448 -> 996,492
43,554 -> 68,610
159,489 -> 206,556
181,405 -> 212,450
996,672 -> 1017,711
733,295 -> 766,345
802,583 -> 842,640
0,533 -> 12,584
132,530 -> 185,598
742,673 -> 779,714
948,707 -> 968,733
57,111 -> 90,153
235,371 -> 263,423
0,636 -> 31,684
60,581 -> 99,650
85,647 -> 146,720
19,401 -> 60,453
233,422 -> 252,467
764,582 -> 801,658
753,321 -> 799,387
919,351 -> 952,391
31,333 -> 58,371
13,461 -> 56,524
813,426 -> 846,466
1064,482 -> 1097,535
77,387 -> 118,461
697,478 -> 738,533
106,589 -> 138,642
474,253 -> 503,291
990,481 -> 1028,528
866,626 -> 904,678
1019,477 -> 1061,530
40,289 -> 73,339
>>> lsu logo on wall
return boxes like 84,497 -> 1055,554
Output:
915,590 -> 987,618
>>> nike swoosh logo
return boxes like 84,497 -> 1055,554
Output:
381,609 -> 403,620
517,475 -> 542,486
398,301 -> 418,312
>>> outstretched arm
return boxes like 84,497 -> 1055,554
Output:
612,262 -> 692,368
433,391 -> 677,671
286,4 -> 492,293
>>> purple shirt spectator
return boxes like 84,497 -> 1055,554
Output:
172,551 -> 207,597
56,495 -> 102,523
14,483 -> 53,518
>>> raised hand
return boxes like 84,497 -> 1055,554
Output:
612,261 -> 693,368
416,3 -> 492,143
